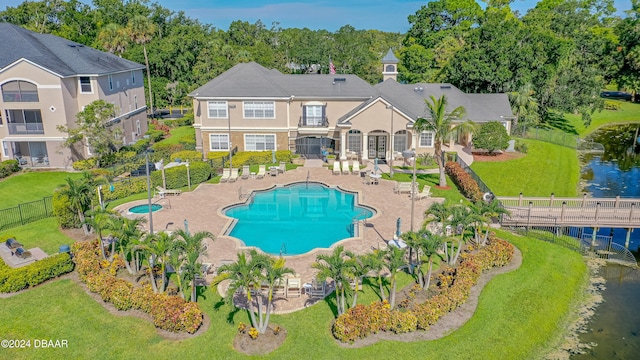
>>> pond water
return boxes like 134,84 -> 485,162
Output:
573,123 -> 640,359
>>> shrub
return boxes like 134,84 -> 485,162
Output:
150,161 -> 211,189
72,158 -> 97,171
152,143 -> 185,159
170,150 -> 202,162
473,121 -> 510,154
514,139 -> 528,154
445,161 -> 483,203
604,100 -> 621,110
52,189 -> 80,229
101,178 -> 147,202
0,253 -> 74,293
0,159 -> 20,178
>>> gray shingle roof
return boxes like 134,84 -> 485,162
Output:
0,22 -> 144,77
382,49 -> 399,64
189,62 -> 376,99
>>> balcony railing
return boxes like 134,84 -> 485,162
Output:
7,123 -> 44,135
298,116 -> 329,128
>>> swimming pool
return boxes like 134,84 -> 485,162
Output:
224,182 -> 375,255
128,204 -> 162,214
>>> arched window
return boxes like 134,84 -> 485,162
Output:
394,130 -> 407,152
385,64 -> 395,72
2,80 -> 39,102
347,130 -> 362,153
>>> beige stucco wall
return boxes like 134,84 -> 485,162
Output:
201,130 -> 288,157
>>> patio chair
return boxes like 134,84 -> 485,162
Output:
270,166 -> 278,177
397,182 -> 413,194
5,238 -> 22,249
156,186 -> 181,196
332,161 -> 341,175
219,168 -> 231,182
352,161 -> 360,175
278,161 -> 286,174
256,165 -> 266,179
413,185 -> 432,200
241,165 -> 250,179
309,279 -> 326,298
342,161 -> 350,175
273,278 -> 287,297
229,168 -> 239,182
286,277 -> 302,297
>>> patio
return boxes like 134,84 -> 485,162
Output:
115,164 -> 444,313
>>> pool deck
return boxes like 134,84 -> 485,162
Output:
116,164 -> 444,313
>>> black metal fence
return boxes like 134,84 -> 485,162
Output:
511,125 -> 579,148
0,196 -> 53,231
455,156 -> 495,195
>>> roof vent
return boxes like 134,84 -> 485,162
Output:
333,78 -> 346,82
67,44 -> 76,48
414,87 -> 424,92
440,85 -> 451,89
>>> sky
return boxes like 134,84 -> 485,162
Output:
2,0 -> 634,33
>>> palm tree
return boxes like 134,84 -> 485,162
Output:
148,231 -> 175,292
213,252 -> 262,329
250,251 -> 294,334
420,233 -> 444,291
127,15 -> 156,116
447,204 -> 474,265
166,245 -> 186,299
414,95 -> 468,187
400,230 -> 422,277
59,176 -> 92,235
401,229 -> 431,288
84,206 -> 116,260
350,255 -> 370,308
478,200 -> 511,246
423,201 -> 450,234
385,245 -> 407,310
361,249 -> 387,301
111,216 -> 145,274
312,246 -> 356,316
174,230 -> 214,302
509,83 -> 540,130
97,23 -> 128,56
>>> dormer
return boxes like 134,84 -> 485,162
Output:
382,48 -> 399,81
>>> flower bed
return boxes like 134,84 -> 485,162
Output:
332,237 -> 514,343
71,241 -> 203,333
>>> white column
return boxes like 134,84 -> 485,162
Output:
362,132 -> 369,161
340,131 -> 347,160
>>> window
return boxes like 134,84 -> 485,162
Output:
79,77 -> 92,93
419,131 -> 434,147
347,130 -> 362,153
394,130 -> 407,152
131,71 -> 136,84
243,101 -> 274,119
303,105 -> 324,126
2,141 -> 7,157
2,80 -> 39,102
108,75 -> 113,90
385,64 -> 395,72
209,134 -> 229,151
207,101 -> 228,118
5,109 -> 44,134
245,134 -> 275,151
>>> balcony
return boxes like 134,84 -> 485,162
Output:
7,123 -> 44,135
298,116 -> 329,128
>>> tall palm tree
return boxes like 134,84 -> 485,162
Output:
213,252 -> 262,329
111,216 -> 145,274
509,83 -> 540,130
174,230 -> 214,302
250,251 -> 294,334
361,249 -> 387,301
59,176 -> 92,235
127,15 -> 156,116
84,206 -> 116,260
414,95 -> 468,187
447,204 -> 474,265
97,23 -> 128,56
400,230 -> 422,277
384,245 -> 407,310
312,246 -> 356,316
420,233 -> 444,291
479,200 -> 511,246
350,255 -> 370,308
148,231 -> 175,292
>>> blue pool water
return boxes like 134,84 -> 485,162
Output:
128,204 -> 162,214
224,183 -> 375,255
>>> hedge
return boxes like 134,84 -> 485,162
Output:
0,252 -> 74,293
52,190 -> 81,229
170,150 -> 202,162
71,241 -> 203,333
445,161 -> 483,203
0,159 -> 21,179
150,161 -> 211,189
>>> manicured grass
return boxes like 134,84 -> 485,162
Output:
0,218 -> 75,255
565,100 -> 640,136
0,233 -> 587,359
0,171 -> 82,208
470,139 -> 580,197
384,172 -> 469,205
152,126 -> 195,147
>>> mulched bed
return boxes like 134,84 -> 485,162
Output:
234,324 -> 287,356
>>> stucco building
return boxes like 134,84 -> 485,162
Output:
0,23 -> 148,168
190,49 -> 514,163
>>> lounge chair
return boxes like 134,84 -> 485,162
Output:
273,278 -> 287,297
342,161 -> 350,175
286,277 -> 302,297
241,165 -> 250,179
352,160 -> 360,175
229,168 -> 239,182
278,161 -> 286,174
309,279 -> 326,298
5,238 -> 22,249
332,161 -> 341,175
156,186 -> 181,197
256,165 -> 266,179
413,185 -> 432,200
219,168 -> 231,182
396,182 -> 414,194
270,166 -> 278,177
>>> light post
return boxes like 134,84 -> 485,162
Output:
386,105 -> 394,177
402,148 -> 417,232
145,149 -> 154,234
186,160 -> 191,190
228,104 -> 236,171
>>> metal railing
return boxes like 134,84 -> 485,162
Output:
0,196 -> 53,230
298,116 -> 329,127
579,234 -> 637,267
498,194 -> 640,209
7,123 -> 44,135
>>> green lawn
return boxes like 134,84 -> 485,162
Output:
566,100 -> 640,136
0,233 -> 587,359
152,126 -> 195,147
384,172 -> 469,205
0,218 -> 73,255
0,171 -> 82,208
470,139 -> 580,197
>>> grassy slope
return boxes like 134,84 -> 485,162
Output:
0,172 -> 83,208
0,233 -> 587,360
470,139 -> 580,197
566,100 -> 640,136
152,126 -> 195,147
0,218 -> 72,255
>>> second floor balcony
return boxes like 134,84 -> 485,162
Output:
7,122 -> 45,135
299,116 -> 329,128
